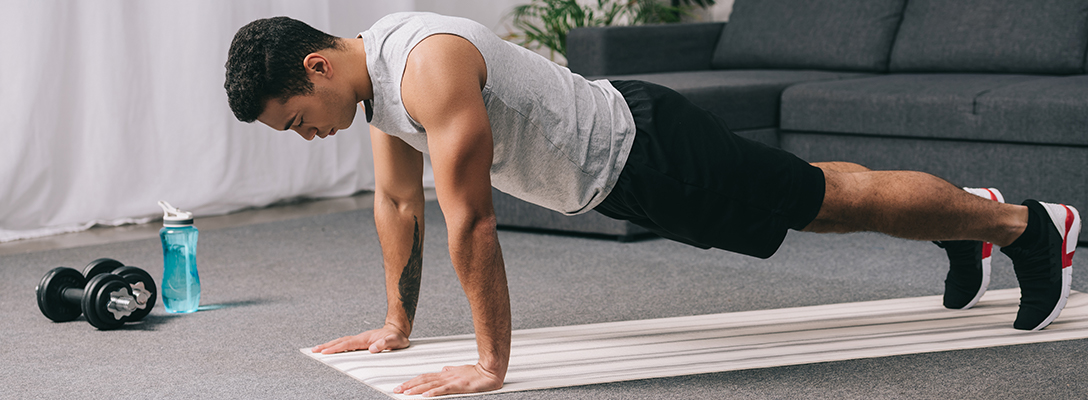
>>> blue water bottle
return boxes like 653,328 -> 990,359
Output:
158,201 -> 201,313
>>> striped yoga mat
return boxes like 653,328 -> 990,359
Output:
302,288 -> 1088,398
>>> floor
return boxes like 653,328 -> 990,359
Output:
0,190 -> 435,257
7,190 -> 1086,399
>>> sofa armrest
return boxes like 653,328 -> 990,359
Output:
566,22 -> 725,76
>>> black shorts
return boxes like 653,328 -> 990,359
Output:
595,80 -> 826,259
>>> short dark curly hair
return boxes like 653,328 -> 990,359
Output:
225,17 -> 341,123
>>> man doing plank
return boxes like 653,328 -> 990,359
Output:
225,12 -> 1081,397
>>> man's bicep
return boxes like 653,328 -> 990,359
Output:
401,36 -> 495,218
416,98 -> 495,220
370,125 -> 425,203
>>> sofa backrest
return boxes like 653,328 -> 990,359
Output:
566,22 -> 725,76
889,0 -> 1088,75
711,0 -> 907,72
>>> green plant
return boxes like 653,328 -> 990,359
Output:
505,0 -> 716,62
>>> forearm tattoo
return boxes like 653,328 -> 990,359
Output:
398,216 -> 423,324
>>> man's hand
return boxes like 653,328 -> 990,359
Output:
311,325 -> 410,354
394,364 -> 504,397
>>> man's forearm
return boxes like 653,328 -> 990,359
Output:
446,216 -> 512,375
374,194 -> 426,336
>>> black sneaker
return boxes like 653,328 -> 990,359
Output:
936,188 -> 1004,309
1001,200 -> 1081,331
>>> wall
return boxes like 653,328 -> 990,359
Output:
0,0 -> 415,242
415,0 -> 527,33
0,0 -> 729,242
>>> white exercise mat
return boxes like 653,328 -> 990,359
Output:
302,288 -> 1088,398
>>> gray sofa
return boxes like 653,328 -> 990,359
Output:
493,0 -> 1088,245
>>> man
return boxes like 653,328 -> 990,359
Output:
225,13 -> 1080,397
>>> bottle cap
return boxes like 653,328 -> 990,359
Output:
158,201 -> 194,227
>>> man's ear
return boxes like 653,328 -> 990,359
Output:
304,53 -> 332,78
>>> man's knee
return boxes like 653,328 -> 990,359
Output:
802,167 -> 871,233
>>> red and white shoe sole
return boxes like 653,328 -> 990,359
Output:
1031,202 -> 1081,331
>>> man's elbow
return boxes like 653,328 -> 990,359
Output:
375,190 -> 426,215
446,208 -> 498,239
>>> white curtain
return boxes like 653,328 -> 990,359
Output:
0,0 -> 428,242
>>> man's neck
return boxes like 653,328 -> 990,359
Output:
341,37 -> 373,103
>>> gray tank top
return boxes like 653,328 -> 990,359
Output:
359,12 -> 636,215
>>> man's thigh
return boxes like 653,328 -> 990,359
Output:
599,81 -> 825,259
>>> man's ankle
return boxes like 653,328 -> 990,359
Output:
1000,203 -> 1035,250
996,205 -> 1030,248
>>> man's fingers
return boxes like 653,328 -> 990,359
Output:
368,338 -> 386,353
317,336 -> 363,354
315,333 -> 380,354
312,335 -> 353,353
321,342 -> 354,354
394,372 -> 443,396
394,364 -> 503,397
313,327 -> 411,355
370,333 -> 410,353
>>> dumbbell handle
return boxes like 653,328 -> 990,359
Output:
61,287 -> 139,318
107,292 -> 138,319
62,288 -> 83,304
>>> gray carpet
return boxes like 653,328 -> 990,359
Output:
3,202 -> 1086,399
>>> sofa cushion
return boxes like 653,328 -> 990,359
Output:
711,0 -> 906,72
780,74 -> 1088,146
890,0 -> 1088,74
974,75 -> 1088,146
608,70 -> 870,131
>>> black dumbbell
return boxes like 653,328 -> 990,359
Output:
35,259 -> 157,330
83,258 -> 157,322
